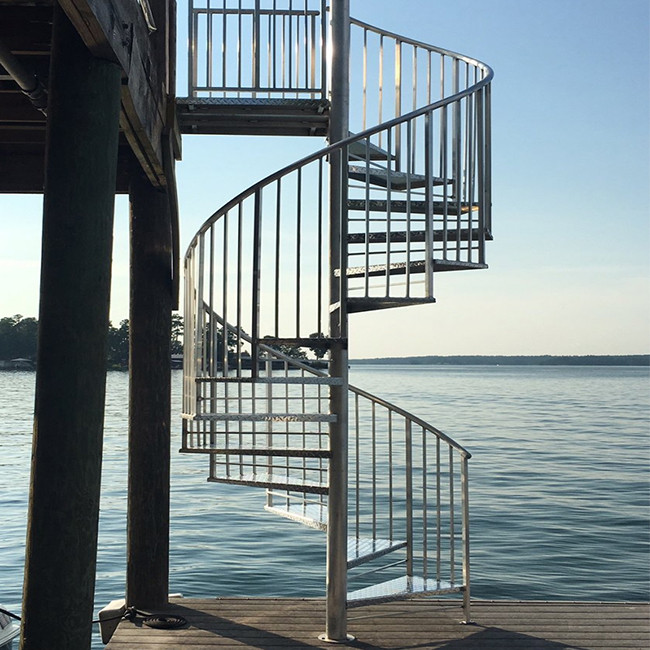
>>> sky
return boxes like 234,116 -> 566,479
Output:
1,0 -> 649,358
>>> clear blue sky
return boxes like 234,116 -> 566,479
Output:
1,0 -> 648,356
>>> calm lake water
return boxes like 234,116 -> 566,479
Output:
1,365 -> 649,647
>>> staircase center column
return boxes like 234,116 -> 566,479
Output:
323,0 -> 352,643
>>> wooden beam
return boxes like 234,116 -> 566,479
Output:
20,5 -> 122,648
59,0 -> 172,187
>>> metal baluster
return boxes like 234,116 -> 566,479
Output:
422,426 -> 428,581
405,419 -> 413,577
424,110 -> 434,297
253,0 -> 261,96
394,39 -> 402,168
388,410 -> 394,541
461,454 -> 471,623
436,436 -> 441,582
372,401 -> 377,538
221,0 -> 226,94
274,179 -> 281,336
449,445 -> 455,585
296,168 -> 302,337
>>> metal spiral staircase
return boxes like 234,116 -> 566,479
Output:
179,1 -> 492,641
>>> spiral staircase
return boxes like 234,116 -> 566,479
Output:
178,0 -> 492,641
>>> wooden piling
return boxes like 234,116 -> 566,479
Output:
126,161 -> 173,609
20,5 -> 122,649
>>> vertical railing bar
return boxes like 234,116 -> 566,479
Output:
253,0 -> 261,96
364,138 -> 370,298
394,39 -> 402,170
222,213 -> 229,376
296,167 -> 302,337
281,12 -> 286,95
384,126 -> 393,297
317,158 -> 324,336
388,410 -> 394,540
371,401 -> 377,538
411,47 -> 417,171
272,0 -> 278,90
236,202 -> 243,376
237,0 -> 242,96
449,445 -> 455,585
467,86 -> 475,263
362,28 -> 368,131
220,0 -> 226,95
424,110 -> 434,297
422,426 -> 428,580
288,0 -> 293,91
310,12 -> 316,95
436,436 -> 441,582
266,4 -> 272,94
189,1 -> 195,96
206,0 -> 214,93
485,82 -> 492,234
320,0 -> 327,99
251,189 -> 262,379
274,179 -> 282,336
476,86 -> 485,265
304,4 -> 309,91
461,454 -> 472,623
405,419 -> 413,577
378,34 -> 383,149
405,118 -> 411,298
355,392 -> 360,541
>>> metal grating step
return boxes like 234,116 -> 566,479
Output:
176,97 -> 330,137
348,135 -> 396,162
347,297 -> 436,313
348,165 -> 449,189
343,259 -> 487,279
265,502 -> 406,568
347,198 -> 476,215
181,443 -> 330,458
347,575 -> 461,608
208,471 -> 328,495
348,228 -> 486,245
191,412 -> 337,423
195,375 -> 341,385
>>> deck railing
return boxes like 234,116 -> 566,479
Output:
187,0 -> 327,98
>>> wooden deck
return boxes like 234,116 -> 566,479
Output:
105,597 -> 650,649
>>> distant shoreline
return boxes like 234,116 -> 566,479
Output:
350,355 -> 650,366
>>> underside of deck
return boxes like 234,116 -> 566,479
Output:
105,597 -> 650,649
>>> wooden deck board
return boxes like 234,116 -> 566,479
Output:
105,598 -> 650,649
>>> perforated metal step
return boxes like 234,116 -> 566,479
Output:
347,198 -> 476,215
177,97 -> 330,136
348,228 -> 486,245
347,575 -> 461,607
343,258 -> 487,279
348,165 -> 449,189
208,471 -> 329,494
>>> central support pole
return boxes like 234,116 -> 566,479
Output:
21,5 -> 121,648
323,0 -> 351,643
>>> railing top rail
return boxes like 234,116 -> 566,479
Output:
350,16 -> 494,79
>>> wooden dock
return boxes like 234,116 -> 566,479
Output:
105,597 -> 649,649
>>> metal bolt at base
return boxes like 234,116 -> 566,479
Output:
318,633 -> 356,643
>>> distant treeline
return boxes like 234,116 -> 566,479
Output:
0,314 -> 184,370
351,355 -> 650,366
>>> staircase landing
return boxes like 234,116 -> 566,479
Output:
177,97 -> 330,136
105,598 -> 650,649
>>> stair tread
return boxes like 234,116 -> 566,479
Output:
265,502 -> 406,567
347,297 -> 436,313
343,259 -> 487,278
195,375 -> 340,385
348,228 -> 485,244
209,471 -> 328,495
348,164 -> 448,189
347,575 -> 461,606
193,412 -> 337,422
347,198 -> 476,215
348,135 -> 396,161
181,444 -> 330,458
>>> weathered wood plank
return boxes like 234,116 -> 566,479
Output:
105,598 -> 650,649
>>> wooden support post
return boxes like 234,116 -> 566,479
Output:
20,5 -> 121,649
126,161 -> 173,609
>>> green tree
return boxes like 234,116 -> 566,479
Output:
107,319 -> 130,369
171,313 -> 184,354
0,315 -> 38,360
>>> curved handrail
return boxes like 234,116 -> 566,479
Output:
186,77 -> 491,255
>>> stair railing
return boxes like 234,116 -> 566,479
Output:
187,0 -> 328,99
348,383 -> 471,620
